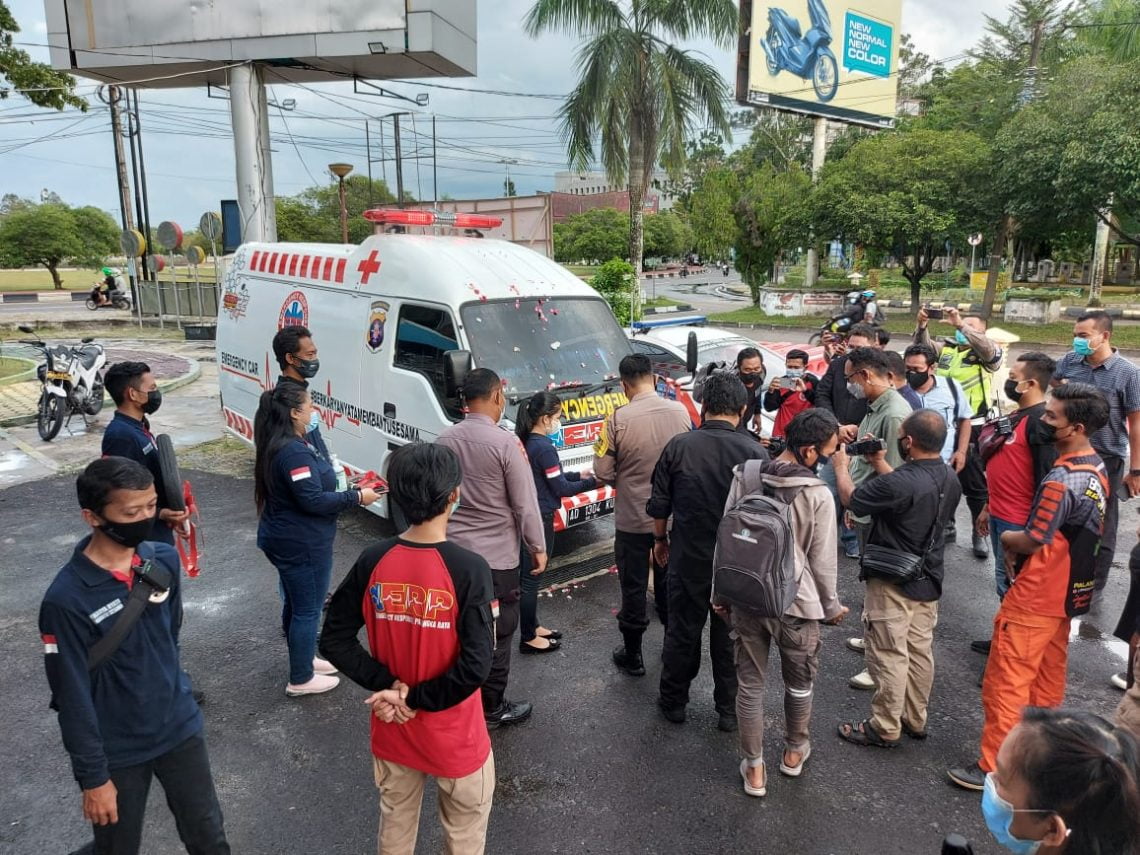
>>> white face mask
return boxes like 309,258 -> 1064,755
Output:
548,418 -> 562,436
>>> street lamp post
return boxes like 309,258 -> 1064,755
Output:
328,163 -> 354,243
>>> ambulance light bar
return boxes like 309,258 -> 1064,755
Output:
362,209 -> 504,229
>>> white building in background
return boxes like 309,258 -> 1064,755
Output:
553,170 -> 677,211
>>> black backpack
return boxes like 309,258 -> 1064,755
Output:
712,461 -> 799,618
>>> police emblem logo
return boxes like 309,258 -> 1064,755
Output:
366,301 -> 389,353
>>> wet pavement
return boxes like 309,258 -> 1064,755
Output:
2,462 -> 1132,854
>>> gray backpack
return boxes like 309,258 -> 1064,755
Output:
712,460 -> 798,618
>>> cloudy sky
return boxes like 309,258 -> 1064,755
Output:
1,0 -> 1008,230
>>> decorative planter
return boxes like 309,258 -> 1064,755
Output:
758,287 -> 847,318
1004,297 -> 1061,324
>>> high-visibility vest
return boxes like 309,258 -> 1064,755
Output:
936,344 -> 993,419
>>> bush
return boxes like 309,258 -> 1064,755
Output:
589,258 -> 638,326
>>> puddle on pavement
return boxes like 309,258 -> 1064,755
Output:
1070,617 -> 1129,663
0,448 -> 32,473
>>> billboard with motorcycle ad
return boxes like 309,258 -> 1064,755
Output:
737,0 -> 903,127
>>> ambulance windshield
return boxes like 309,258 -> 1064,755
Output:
461,297 -> 630,397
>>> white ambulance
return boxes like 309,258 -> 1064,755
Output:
216,209 -> 638,532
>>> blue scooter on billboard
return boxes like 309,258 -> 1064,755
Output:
761,0 -> 839,102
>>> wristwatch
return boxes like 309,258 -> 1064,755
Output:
654,535 -> 669,543
1129,469 -> 1140,478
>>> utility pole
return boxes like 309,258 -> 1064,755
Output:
130,90 -> 154,283
103,86 -> 137,293
981,19 -> 1045,320
365,122 -> 373,208
804,117 -> 828,288
1090,199 -> 1114,307
393,114 -> 405,206
432,116 -> 438,206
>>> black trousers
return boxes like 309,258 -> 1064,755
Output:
658,557 -> 736,714
483,565 -> 521,713
614,530 -> 669,652
954,424 -> 989,523
84,733 -> 229,855
1097,454 -> 1126,588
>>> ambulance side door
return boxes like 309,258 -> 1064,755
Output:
373,299 -> 463,450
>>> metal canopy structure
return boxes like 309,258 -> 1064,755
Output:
43,0 -> 478,245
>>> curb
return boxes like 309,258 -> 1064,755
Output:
0,358 -> 202,429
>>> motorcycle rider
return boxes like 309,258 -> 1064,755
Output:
92,268 -> 122,307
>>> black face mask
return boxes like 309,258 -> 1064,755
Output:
739,372 -> 763,388
99,515 -> 154,548
792,446 -> 821,473
897,437 -> 911,461
293,357 -> 320,379
1004,379 -> 1025,403
142,389 -> 162,415
905,370 -> 929,390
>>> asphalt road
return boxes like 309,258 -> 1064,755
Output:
3,469 -> 1133,854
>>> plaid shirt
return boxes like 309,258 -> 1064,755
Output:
1053,350 -> 1140,459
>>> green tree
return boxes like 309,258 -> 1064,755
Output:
589,258 -> 638,325
524,0 -> 737,274
69,206 -> 120,267
733,163 -> 811,303
276,176 -> 398,244
642,210 -> 691,259
0,204 -> 84,288
503,178 -> 517,197
687,167 -> 738,262
553,207 -> 628,263
812,130 -> 994,313
1,3 -> 86,111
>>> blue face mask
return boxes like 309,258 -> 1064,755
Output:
982,774 -> 1044,855
308,410 -> 320,432
450,497 -> 461,516
955,329 -> 970,346
1073,337 -> 1095,357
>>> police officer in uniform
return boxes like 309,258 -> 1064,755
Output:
914,306 -> 1002,558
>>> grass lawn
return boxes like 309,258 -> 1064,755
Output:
707,306 -> 1140,350
563,264 -> 601,278
0,356 -> 34,381
0,267 -> 219,292
643,297 -> 681,309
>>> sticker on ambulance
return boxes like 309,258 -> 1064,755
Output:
278,291 -> 309,330
366,301 -> 389,353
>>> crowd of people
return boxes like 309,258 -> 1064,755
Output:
35,311 -> 1140,854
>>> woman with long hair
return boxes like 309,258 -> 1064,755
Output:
515,392 -> 596,654
254,383 -> 379,696
984,707 -> 1140,854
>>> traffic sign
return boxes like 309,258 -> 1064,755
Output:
968,233 -> 983,246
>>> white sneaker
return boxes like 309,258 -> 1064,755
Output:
1111,672 -> 1128,691
313,657 -> 339,676
848,669 -> 876,690
846,637 -> 866,653
285,674 -> 340,697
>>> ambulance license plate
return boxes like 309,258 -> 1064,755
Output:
566,497 -> 615,527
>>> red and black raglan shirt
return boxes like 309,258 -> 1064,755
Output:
1007,451 -> 1108,618
320,538 -> 495,779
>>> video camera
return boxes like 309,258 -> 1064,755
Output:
845,438 -> 887,456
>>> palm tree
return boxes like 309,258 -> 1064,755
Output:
524,0 -> 737,273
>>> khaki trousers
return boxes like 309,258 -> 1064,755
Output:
372,752 -> 495,855
1116,646 -> 1140,743
863,578 -> 939,741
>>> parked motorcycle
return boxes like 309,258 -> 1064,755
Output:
86,284 -> 132,311
17,324 -> 107,441
762,0 -> 840,103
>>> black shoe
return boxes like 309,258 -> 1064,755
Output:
536,628 -> 563,640
657,698 -> 686,724
192,689 -> 206,705
518,638 -> 561,655
485,700 -> 533,729
970,639 -> 992,655
947,761 -> 986,791
612,645 -> 646,677
972,534 -> 990,559
944,523 -> 957,542
718,712 -> 738,733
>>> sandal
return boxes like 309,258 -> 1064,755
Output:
837,719 -> 900,749
739,758 -> 767,797
779,744 -> 811,777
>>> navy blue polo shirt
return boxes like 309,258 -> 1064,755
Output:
39,539 -> 202,789
256,437 -> 357,552
101,411 -> 174,546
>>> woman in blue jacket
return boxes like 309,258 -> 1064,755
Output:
254,383 -> 379,696
516,392 -> 597,654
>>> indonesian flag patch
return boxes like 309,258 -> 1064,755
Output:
544,466 -> 561,480
42,634 -> 58,654
290,466 -> 312,482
